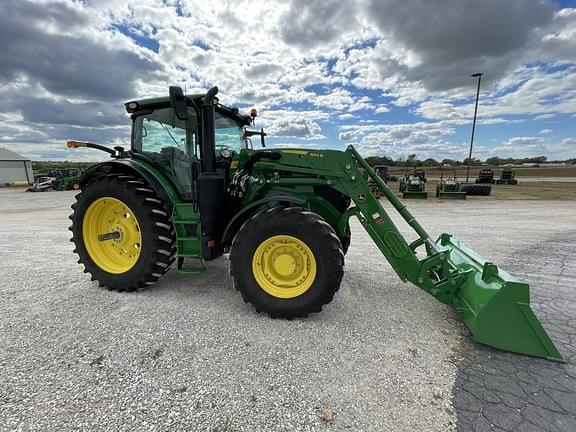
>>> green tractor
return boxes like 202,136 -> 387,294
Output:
399,171 -> 427,199
67,86 -> 562,362
436,169 -> 466,200
52,168 -> 83,191
476,168 -> 495,184
28,168 -> 83,192
496,167 -> 518,185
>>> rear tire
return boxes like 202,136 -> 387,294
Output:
230,207 -> 344,318
70,174 -> 176,291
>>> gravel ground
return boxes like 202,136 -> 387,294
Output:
0,189 -> 573,431
454,233 -> 576,432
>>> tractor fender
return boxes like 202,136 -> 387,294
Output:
221,195 -> 307,246
79,160 -> 178,209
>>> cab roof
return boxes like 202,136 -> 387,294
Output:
125,93 -> 205,109
124,93 -> 252,126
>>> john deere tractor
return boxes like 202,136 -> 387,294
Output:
436,169 -> 466,200
399,172 -> 427,199
67,86 -> 563,362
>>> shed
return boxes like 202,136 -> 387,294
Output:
0,148 -> 34,185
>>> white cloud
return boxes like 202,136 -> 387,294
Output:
0,0 -> 575,161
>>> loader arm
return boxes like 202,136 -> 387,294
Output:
243,145 -> 563,362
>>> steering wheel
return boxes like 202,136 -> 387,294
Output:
215,145 -> 234,160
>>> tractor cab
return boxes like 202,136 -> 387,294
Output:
125,91 -> 252,201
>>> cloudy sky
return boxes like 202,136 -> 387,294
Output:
0,0 -> 575,161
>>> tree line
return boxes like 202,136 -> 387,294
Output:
364,154 -> 574,167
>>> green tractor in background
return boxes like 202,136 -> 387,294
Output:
28,168 -> 83,192
436,169 -> 466,200
51,168 -> 83,191
67,86 -> 562,362
476,168 -> 495,184
399,169 -> 427,199
496,167 -> 518,185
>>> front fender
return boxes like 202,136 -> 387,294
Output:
221,195 -> 307,246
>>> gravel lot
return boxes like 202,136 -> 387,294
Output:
0,188 -> 573,431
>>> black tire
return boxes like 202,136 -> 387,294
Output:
229,207 -> 344,318
340,221 -> 351,255
70,174 -> 176,291
461,183 -> 492,196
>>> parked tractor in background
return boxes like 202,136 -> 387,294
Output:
368,165 -> 394,198
475,168 -> 495,184
52,168 -> 83,191
66,86 -> 562,362
496,168 -> 518,185
399,166 -> 427,199
436,169 -> 466,200
28,168 -> 83,192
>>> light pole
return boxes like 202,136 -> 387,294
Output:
466,72 -> 483,182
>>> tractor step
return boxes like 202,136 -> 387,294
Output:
177,256 -> 204,275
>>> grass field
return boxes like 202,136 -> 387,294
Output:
388,180 -> 576,200
389,165 -> 576,178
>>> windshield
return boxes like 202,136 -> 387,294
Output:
133,107 -> 196,156
215,112 -> 244,152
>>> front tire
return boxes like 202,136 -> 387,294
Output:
230,207 -> 344,318
70,174 -> 176,291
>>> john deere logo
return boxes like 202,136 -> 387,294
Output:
358,193 -> 366,202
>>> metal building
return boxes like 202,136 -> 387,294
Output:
0,148 -> 34,185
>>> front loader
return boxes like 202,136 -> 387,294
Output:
67,86 -> 563,362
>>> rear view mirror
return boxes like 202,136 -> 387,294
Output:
169,86 -> 189,120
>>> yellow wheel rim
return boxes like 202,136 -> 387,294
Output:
82,197 -> 142,274
252,235 -> 317,299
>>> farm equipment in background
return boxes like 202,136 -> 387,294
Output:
66,86 -> 563,362
27,176 -> 57,192
399,166 -> 427,199
375,165 -> 398,182
436,169 -> 466,200
374,165 -> 389,183
27,168 -> 83,192
369,165 -> 395,198
496,168 -> 518,185
476,168 -> 495,184
461,182 -> 491,196
51,168 -> 83,191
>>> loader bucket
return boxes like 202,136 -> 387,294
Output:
437,191 -> 466,200
438,234 -> 564,362
402,191 -> 428,199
